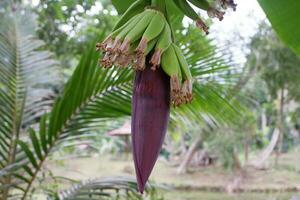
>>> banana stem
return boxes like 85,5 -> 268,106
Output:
151,0 -> 166,13
164,1 -> 176,43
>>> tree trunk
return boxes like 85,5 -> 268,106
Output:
275,88 -> 285,166
244,138 -> 249,163
177,137 -> 201,174
261,110 -> 267,131
249,128 -> 280,169
232,147 -> 242,171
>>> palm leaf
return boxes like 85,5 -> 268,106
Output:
0,7 -> 60,198
58,176 -> 158,200
9,40 -> 135,199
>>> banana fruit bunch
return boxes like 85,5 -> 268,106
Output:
96,8 -> 169,71
96,0 -> 237,106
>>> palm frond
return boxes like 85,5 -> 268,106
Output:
0,7 -> 60,198
10,40 -> 134,199
58,176 -> 159,200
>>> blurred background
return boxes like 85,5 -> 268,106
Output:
0,0 -> 300,199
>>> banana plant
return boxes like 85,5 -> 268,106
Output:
97,0 -> 239,192
0,1 -> 240,199
0,6 -> 60,199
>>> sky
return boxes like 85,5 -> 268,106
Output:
191,0 -> 268,64
210,0 -> 266,42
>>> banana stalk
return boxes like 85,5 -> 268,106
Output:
187,0 -> 225,21
173,0 -> 209,34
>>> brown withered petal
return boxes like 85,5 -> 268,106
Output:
97,36 -> 112,51
150,49 -> 163,71
132,60 -> 170,193
181,80 -> 193,103
116,54 -> 132,67
196,19 -> 209,35
100,52 -> 113,68
133,54 -> 146,71
109,39 -> 122,53
135,37 -> 148,56
207,8 -> 225,21
119,38 -> 131,54
219,0 -> 237,11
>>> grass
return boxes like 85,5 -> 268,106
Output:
47,150 -> 300,199
163,191 -> 298,200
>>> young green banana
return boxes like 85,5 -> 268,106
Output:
187,0 -> 225,21
150,23 -> 172,70
161,45 -> 183,105
135,12 -> 166,56
173,44 -> 193,103
173,0 -> 209,34
113,0 -> 150,31
172,44 -> 192,80
119,9 -> 155,54
111,12 -> 146,52
97,13 -> 143,52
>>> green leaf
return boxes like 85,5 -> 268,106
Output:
39,115 -> 48,154
29,128 -> 43,161
18,141 -> 38,169
258,0 -> 300,57
0,7 -> 60,196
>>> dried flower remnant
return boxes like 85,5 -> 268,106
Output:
218,0 -> 237,11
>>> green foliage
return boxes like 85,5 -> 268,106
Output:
258,0 -> 300,57
246,24 -> 300,101
35,0 -> 116,61
0,7 -> 60,198
206,113 -> 257,169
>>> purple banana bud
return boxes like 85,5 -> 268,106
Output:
131,60 -> 170,193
